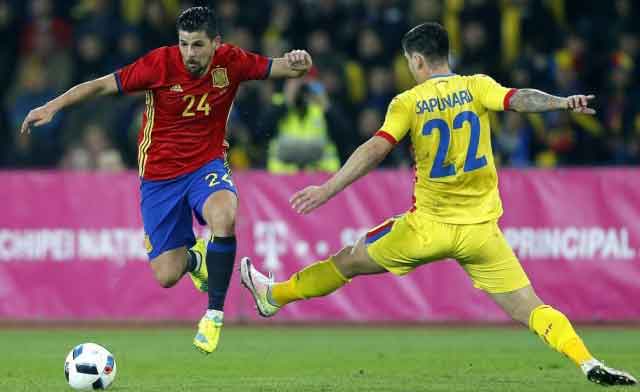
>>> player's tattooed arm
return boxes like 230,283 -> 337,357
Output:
508,89 -> 596,114
291,136 -> 393,214
21,74 -> 119,133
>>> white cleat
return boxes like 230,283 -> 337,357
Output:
582,359 -> 637,387
239,257 -> 280,317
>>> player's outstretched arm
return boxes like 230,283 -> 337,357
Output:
290,136 -> 393,214
20,73 -> 119,133
269,50 -> 313,79
508,89 -> 596,114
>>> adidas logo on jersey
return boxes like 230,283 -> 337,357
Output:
170,84 -> 183,92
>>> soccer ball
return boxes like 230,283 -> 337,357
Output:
64,343 -> 117,390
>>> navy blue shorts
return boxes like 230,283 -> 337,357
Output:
140,158 -> 237,260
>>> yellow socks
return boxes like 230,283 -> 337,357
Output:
271,258 -> 349,306
529,305 -> 593,366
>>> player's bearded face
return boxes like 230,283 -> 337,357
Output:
178,30 -> 217,76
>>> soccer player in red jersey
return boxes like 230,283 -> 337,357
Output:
20,6 -> 313,354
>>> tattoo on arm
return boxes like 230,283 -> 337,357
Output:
508,88 -> 568,113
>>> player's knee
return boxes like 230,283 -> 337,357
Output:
332,246 -> 370,278
206,209 -> 236,235
330,247 -> 354,277
153,264 -> 181,288
494,286 -> 543,325
153,269 -> 179,288
151,258 -> 181,288
335,239 -> 386,278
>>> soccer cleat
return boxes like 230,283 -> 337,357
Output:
582,360 -> 637,386
188,239 -> 208,292
193,310 -> 223,354
239,257 -> 280,317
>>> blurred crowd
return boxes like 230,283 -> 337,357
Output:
1,0 -> 639,172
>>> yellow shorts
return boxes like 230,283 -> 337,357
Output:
365,211 -> 530,293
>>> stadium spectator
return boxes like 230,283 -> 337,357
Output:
357,107 -> 409,168
73,31 -> 109,83
264,79 -> 340,173
7,59 -> 62,166
495,111 -> 535,167
59,143 -> 91,170
139,0 -> 175,51
456,21 -> 499,76
2,0 -> 640,169
60,122 -> 117,170
21,0 -> 72,54
71,0 -> 119,43
0,0 -> 19,98
96,148 -> 126,172
601,58 -> 639,164
364,66 -> 395,113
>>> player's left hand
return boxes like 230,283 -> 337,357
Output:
566,94 -> 596,115
285,49 -> 312,72
290,185 -> 330,214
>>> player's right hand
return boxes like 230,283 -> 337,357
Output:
290,185 -> 331,214
566,94 -> 596,115
21,104 -> 56,134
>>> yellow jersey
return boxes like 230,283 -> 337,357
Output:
377,73 -> 516,224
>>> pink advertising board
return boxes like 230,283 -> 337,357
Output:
0,169 -> 638,322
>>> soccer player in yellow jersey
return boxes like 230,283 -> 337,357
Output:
240,23 -> 636,387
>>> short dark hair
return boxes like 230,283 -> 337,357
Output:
401,22 -> 449,64
176,6 -> 217,38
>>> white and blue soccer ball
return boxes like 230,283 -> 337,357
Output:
64,343 -> 117,390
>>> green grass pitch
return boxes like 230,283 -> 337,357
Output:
1,326 -> 638,391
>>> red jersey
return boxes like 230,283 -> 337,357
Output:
115,44 -> 271,179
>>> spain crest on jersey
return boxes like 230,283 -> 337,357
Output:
211,68 -> 229,88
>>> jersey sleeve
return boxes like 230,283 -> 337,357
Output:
115,48 -> 166,93
375,95 -> 412,144
469,74 -> 517,112
232,46 -> 272,81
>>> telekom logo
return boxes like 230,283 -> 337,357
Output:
254,221 -> 288,271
